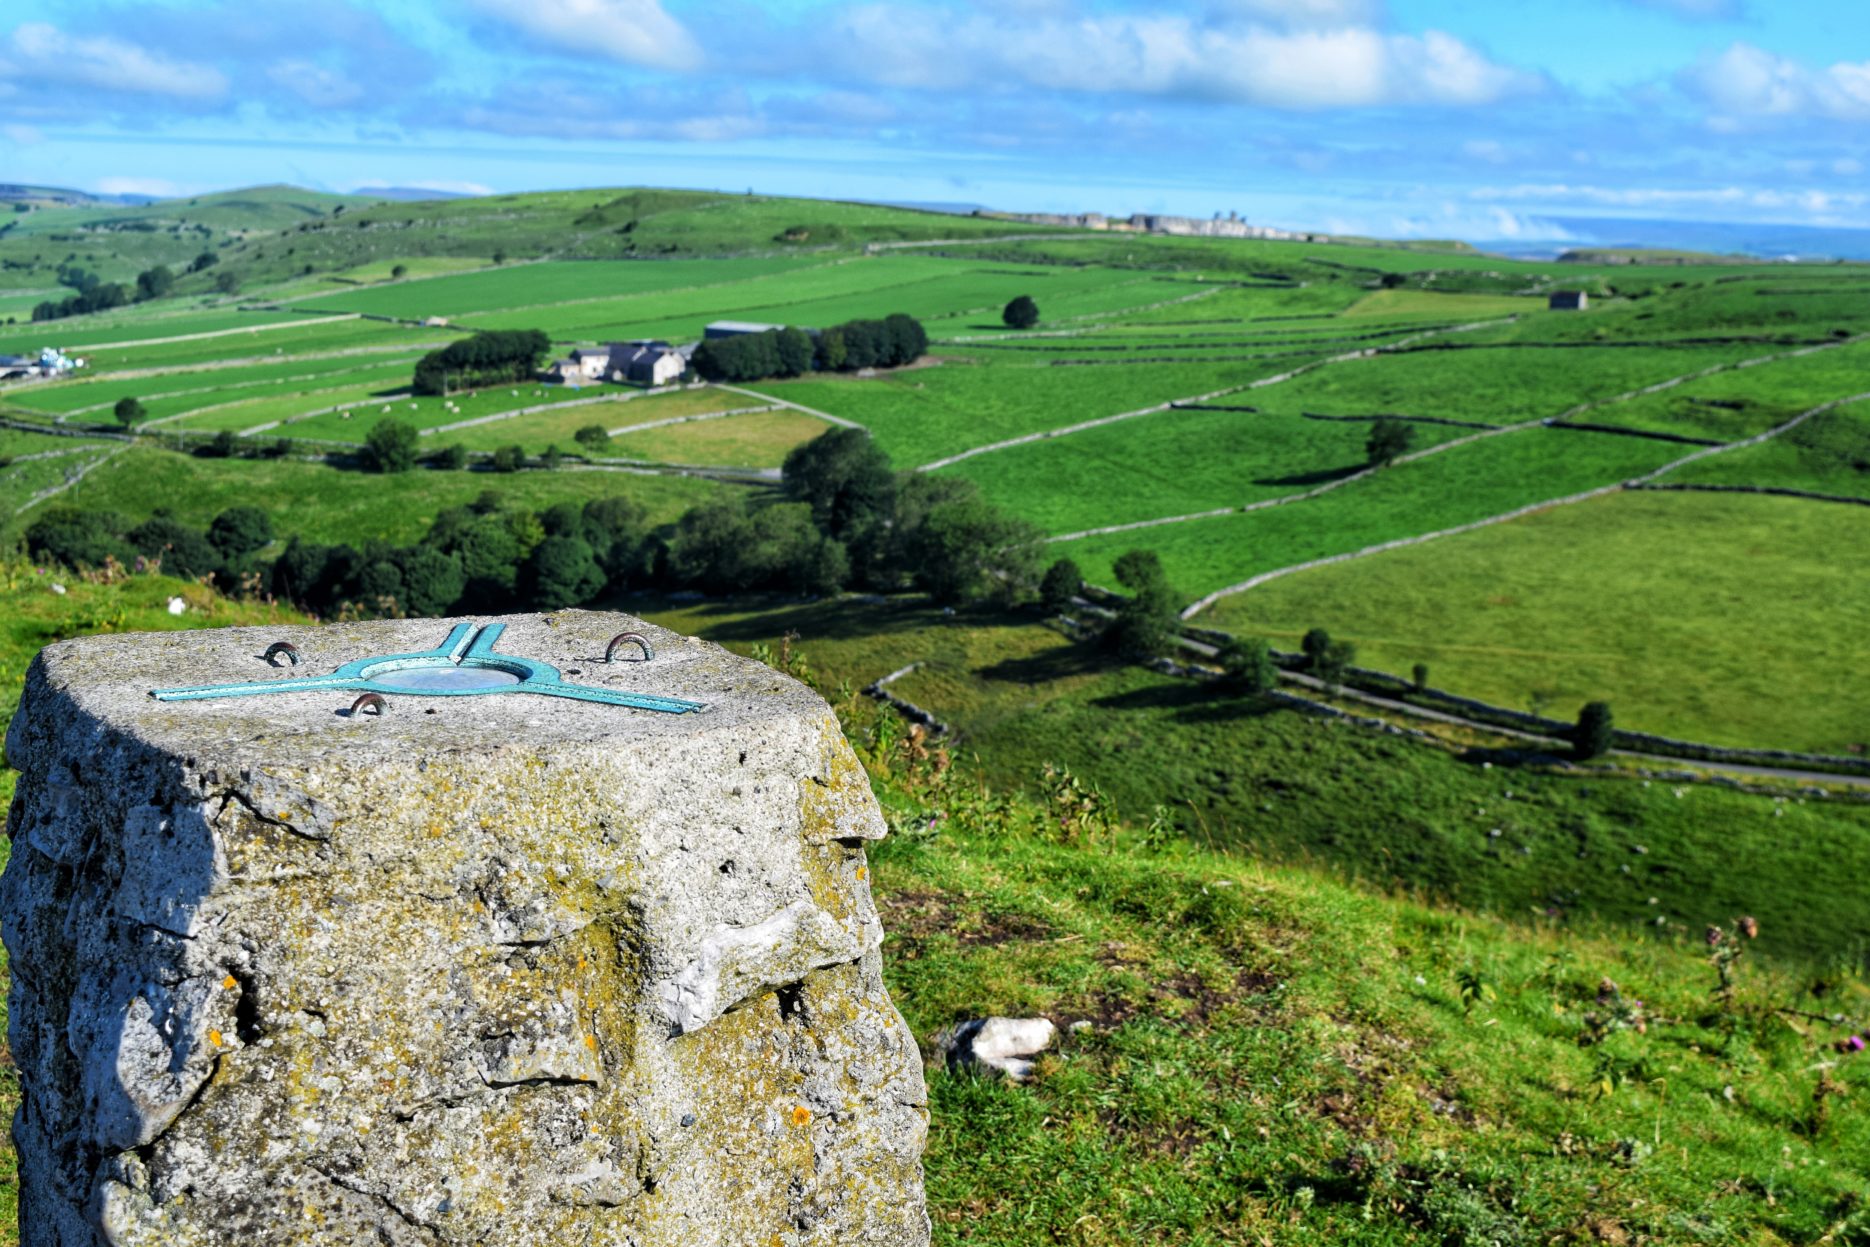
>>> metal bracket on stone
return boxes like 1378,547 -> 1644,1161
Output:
149,621 -> 704,715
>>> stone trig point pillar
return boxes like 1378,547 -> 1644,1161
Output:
2,612 -> 929,1246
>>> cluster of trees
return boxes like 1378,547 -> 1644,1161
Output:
33,263 -> 179,321
25,505 -> 275,585
669,428 -> 1040,603
690,315 -> 928,383
413,330 -> 551,396
24,428 -> 1046,619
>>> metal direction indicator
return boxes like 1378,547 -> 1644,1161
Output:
149,622 -> 704,715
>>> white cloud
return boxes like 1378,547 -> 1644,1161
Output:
1471,182 -> 1870,217
1463,138 -> 1509,164
95,176 -> 193,198
1835,158 -> 1864,176
1688,43 -> 1870,121
825,8 -> 1535,109
469,0 -> 702,71
267,59 -> 366,108
2,122 -> 42,145
0,22 -> 227,100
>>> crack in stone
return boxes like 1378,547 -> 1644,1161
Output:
311,1165 -> 445,1244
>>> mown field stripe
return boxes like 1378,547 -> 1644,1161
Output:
59,313 -> 361,353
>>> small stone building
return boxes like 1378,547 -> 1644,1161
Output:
1549,290 -> 1590,311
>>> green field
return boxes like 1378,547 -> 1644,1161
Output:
1,565 -> 1860,1247
438,387 -> 768,453
1061,426 -> 1689,594
606,406 -> 829,468
641,593 -> 1870,966
2,446 -> 725,547
1205,490 -> 1870,752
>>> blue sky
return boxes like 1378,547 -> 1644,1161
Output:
1,0 -> 1866,240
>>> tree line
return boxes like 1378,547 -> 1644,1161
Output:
22,427 -> 1046,618
413,330 -> 551,396
32,262 -> 187,322
690,315 -> 928,383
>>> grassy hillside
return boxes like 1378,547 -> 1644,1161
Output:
0,586 -> 1863,1247
1208,490 -> 1870,754
640,595 -> 1870,970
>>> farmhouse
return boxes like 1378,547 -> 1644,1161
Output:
1549,291 -> 1590,311
605,340 -> 686,387
567,345 -> 612,379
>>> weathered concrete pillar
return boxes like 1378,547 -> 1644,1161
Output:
2,612 -> 929,1246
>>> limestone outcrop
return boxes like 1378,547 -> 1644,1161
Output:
2,612 -> 929,1246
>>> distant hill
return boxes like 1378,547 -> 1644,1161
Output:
0,184 -> 154,207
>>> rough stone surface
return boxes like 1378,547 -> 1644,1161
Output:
1,611 -> 929,1246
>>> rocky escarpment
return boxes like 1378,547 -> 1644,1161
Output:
2,612 -> 928,1246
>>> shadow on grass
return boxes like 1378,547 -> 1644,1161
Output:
1253,463 -> 1367,488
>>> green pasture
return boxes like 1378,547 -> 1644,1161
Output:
297,256 -> 827,320
441,388 -> 768,453
605,407 -> 828,469
0,428 -> 112,457
1062,425 -> 1688,594
5,354 -> 423,420
78,320 -> 452,373
2,446 -> 726,548
0,306 -> 316,358
640,592 -> 1870,967
1,447 -> 118,512
164,367 -> 419,434
1660,400 -> 1870,500
1103,281 -> 1372,325
1210,490 -> 1870,753
1340,288 -> 1539,319
447,255 -> 1140,343
942,407 -> 1475,534
747,354 -> 1326,467
1270,342 -> 1771,425
1578,338 -> 1870,441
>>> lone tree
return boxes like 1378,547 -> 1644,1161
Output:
1002,295 -> 1040,330
435,443 -> 470,470
1301,627 -> 1333,670
574,424 -> 611,455
1219,636 -> 1279,694
1366,418 -> 1414,467
540,444 -> 563,471
491,444 -> 525,473
113,397 -> 147,428
1039,557 -> 1082,616
365,418 -> 419,474
1107,549 -> 1180,660
1316,639 -> 1356,687
1573,701 -> 1615,760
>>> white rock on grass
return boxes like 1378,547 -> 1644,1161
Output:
2,611 -> 929,1246
931,1017 -> 1058,1082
